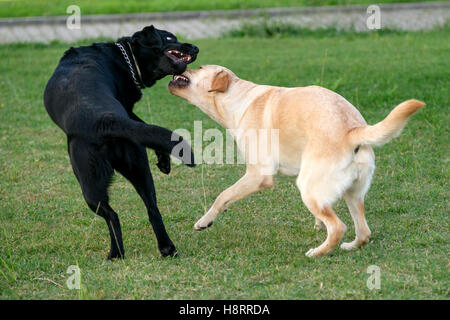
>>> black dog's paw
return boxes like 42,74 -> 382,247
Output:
159,244 -> 178,258
107,250 -> 125,260
156,151 -> 171,175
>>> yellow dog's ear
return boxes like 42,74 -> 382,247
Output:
208,69 -> 229,93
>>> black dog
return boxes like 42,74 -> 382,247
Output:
44,26 -> 199,259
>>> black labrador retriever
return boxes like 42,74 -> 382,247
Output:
44,25 -> 198,259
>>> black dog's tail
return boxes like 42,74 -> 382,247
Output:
96,113 -> 195,166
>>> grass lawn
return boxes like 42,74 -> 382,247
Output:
0,0 -> 441,18
0,28 -> 449,299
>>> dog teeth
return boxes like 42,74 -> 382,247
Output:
173,75 -> 188,82
168,49 -> 191,62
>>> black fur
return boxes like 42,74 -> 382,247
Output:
44,26 -> 199,259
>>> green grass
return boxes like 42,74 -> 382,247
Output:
227,20 -> 419,38
0,0 -> 441,18
0,29 -> 449,299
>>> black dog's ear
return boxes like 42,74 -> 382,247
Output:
132,25 -> 162,49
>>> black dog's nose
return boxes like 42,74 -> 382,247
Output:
190,44 -> 199,54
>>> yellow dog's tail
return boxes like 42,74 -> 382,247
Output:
347,99 -> 425,147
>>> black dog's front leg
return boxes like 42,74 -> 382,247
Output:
130,112 -> 171,175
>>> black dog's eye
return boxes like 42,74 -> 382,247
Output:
166,37 -> 174,41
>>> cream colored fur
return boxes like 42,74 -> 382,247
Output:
169,65 -> 425,257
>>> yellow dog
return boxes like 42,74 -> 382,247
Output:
169,65 -> 424,257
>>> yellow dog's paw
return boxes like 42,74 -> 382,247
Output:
194,218 -> 214,231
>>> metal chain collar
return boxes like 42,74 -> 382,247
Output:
115,42 -> 144,89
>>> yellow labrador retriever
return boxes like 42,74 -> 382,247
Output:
169,65 -> 424,257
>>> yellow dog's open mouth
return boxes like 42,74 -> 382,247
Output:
169,74 -> 190,87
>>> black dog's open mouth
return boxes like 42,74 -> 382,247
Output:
169,74 -> 190,87
165,50 -> 192,63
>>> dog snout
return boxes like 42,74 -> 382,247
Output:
182,43 -> 199,55
190,44 -> 199,54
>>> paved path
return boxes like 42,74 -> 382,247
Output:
0,2 -> 448,43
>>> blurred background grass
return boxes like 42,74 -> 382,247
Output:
0,0 -> 442,18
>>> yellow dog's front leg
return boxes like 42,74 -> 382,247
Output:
194,167 -> 274,230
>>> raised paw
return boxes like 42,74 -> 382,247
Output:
156,152 -> 171,175
194,219 -> 214,231
305,248 -> 317,258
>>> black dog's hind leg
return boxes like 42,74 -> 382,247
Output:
96,202 -> 125,260
114,143 -> 177,257
68,139 -> 125,260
